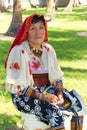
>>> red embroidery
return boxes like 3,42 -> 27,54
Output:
28,61 -> 32,74
32,61 -> 40,70
21,50 -> 24,54
9,62 -> 20,70
17,85 -> 21,91
44,45 -> 50,51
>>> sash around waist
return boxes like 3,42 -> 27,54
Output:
33,73 -> 50,87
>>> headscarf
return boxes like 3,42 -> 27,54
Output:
5,14 -> 48,68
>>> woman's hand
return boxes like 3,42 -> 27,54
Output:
44,93 -> 59,105
44,93 -> 64,107
56,94 -> 64,106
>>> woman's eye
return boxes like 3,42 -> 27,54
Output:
40,27 -> 43,29
30,26 -> 45,31
31,27 -> 35,30
40,26 -> 44,29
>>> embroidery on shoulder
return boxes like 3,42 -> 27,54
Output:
43,44 -> 52,52
9,62 -> 23,70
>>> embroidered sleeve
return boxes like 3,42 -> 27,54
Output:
6,45 -> 33,93
6,83 -> 44,100
6,83 -> 24,94
47,44 -> 64,82
46,45 -> 64,95
23,86 -> 44,100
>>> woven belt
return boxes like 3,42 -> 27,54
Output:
33,73 -> 50,87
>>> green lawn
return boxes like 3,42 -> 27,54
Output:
0,7 -> 87,130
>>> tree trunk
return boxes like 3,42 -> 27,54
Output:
45,0 -> 55,21
27,0 -> 34,8
28,0 -> 39,8
5,0 -> 22,37
55,0 -> 59,10
64,0 -> 75,12
0,0 -> 7,12
73,0 -> 80,6
64,0 -> 80,12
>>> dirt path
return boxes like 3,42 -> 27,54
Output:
77,32 -> 87,36
0,35 -> 14,41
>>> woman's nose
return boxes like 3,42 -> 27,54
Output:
35,28 -> 41,34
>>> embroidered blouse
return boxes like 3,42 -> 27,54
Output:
6,40 -> 63,93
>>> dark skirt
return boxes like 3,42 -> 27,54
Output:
12,86 -> 64,128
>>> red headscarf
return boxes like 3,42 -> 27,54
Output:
4,14 -> 48,68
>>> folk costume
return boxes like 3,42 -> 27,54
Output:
5,14 -> 65,129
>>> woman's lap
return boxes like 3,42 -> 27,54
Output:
12,94 -> 64,127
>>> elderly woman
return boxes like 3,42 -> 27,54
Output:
5,14 -> 65,130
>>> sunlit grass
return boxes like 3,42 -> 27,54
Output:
0,13 -> 12,34
0,87 -> 22,129
0,40 -> 11,84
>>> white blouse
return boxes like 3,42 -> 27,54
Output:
6,40 -> 63,93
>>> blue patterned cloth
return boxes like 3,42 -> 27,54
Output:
12,85 -> 64,128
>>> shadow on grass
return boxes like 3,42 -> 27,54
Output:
0,114 -> 24,130
48,30 -> 87,61
62,67 -> 87,79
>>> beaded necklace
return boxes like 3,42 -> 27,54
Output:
29,44 -> 43,58
29,44 -> 45,69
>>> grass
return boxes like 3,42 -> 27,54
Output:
0,7 -> 87,129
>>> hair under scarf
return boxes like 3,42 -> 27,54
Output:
4,14 -> 48,68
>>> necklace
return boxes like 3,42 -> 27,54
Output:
29,44 -> 43,57
29,44 -> 45,69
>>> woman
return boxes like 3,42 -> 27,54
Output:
5,14 -> 65,130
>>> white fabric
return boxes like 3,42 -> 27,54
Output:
22,113 -> 50,130
22,113 -> 87,130
82,115 -> 87,130
6,40 -> 63,93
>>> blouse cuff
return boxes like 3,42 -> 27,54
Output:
23,86 -> 44,100
54,80 -> 63,95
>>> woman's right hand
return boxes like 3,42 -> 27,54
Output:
44,93 -> 59,105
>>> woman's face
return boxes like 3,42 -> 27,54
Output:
28,21 -> 45,47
